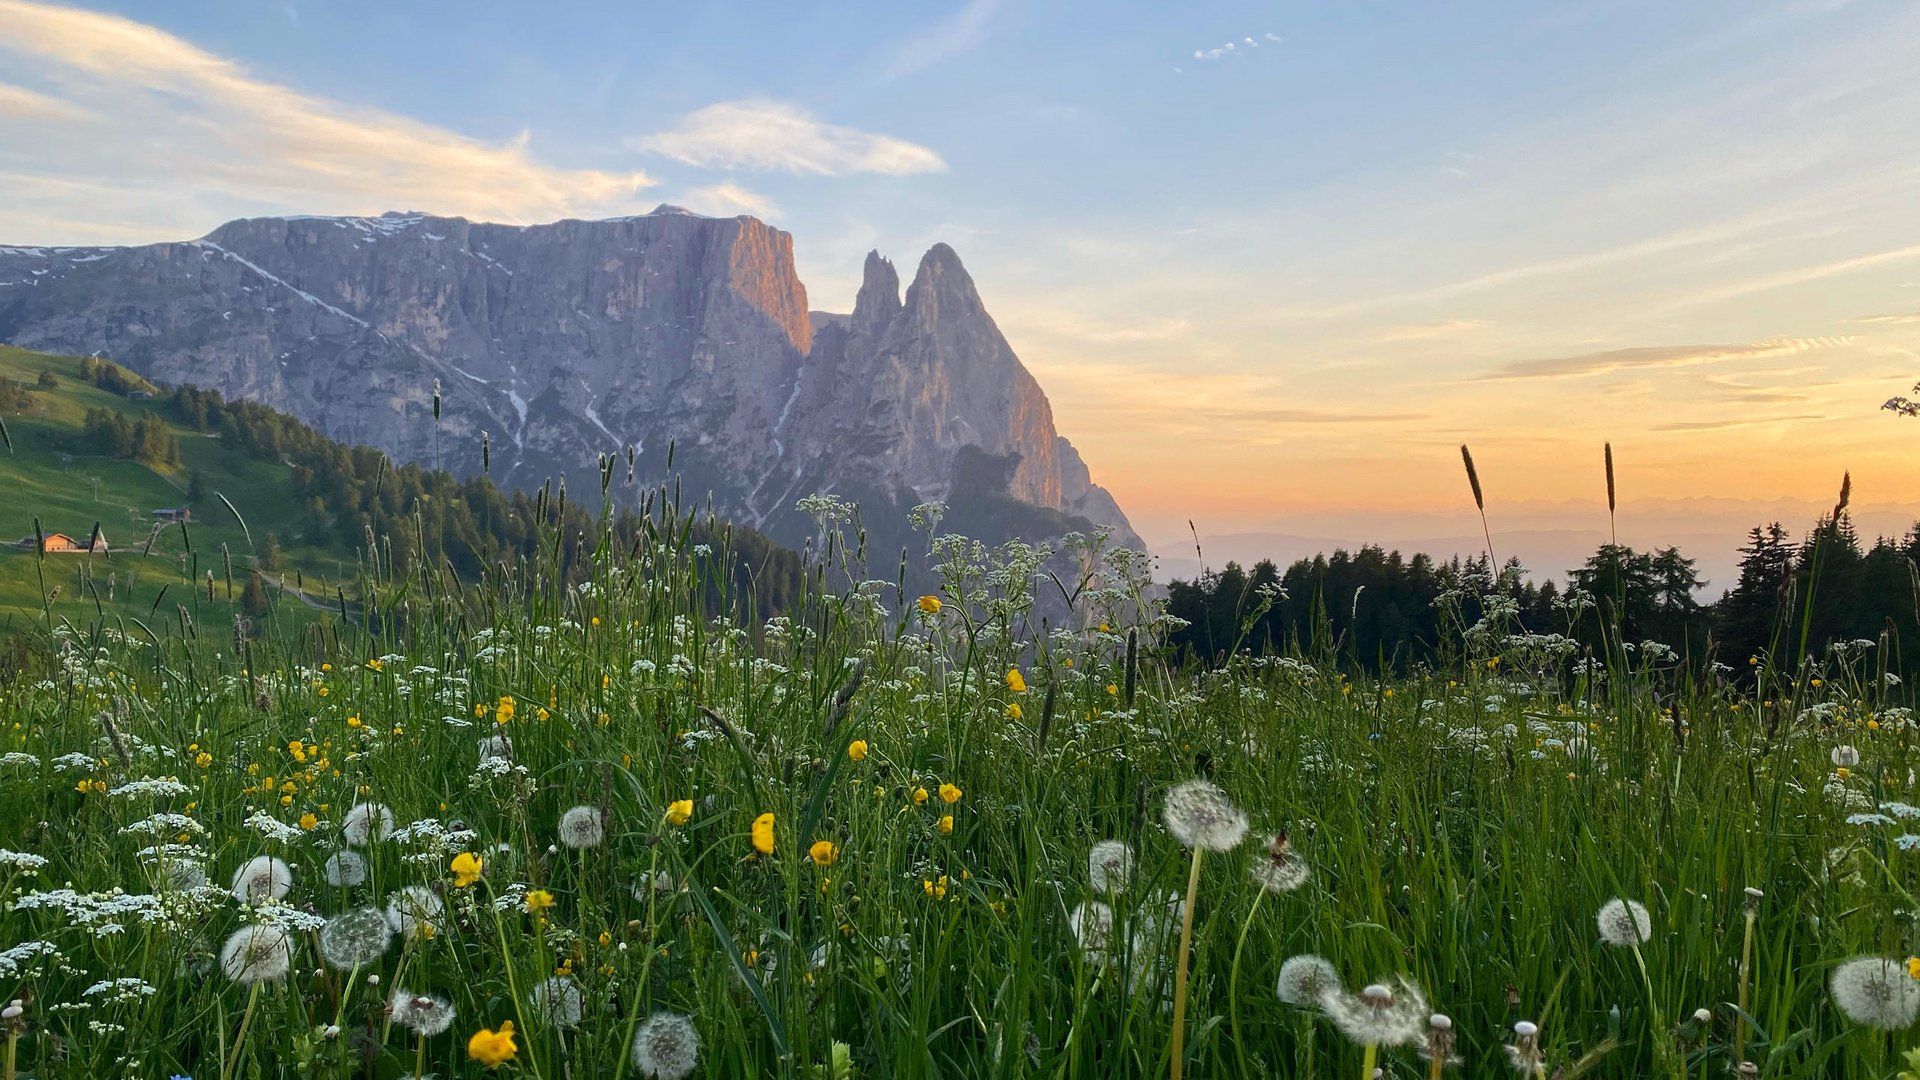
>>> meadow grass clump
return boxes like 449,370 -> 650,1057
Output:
0,480 -> 1917,1079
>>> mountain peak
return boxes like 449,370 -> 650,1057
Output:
905,242 -> 982,317
852,250 -> 902,334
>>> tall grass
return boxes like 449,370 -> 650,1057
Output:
0,475 -> 1914,1080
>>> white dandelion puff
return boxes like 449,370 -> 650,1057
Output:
632,1010 -> 701,1080
229,855 -> 292,905
318,908 -> 392,970
1832,745 -> 1861,768
1069,901 -> 1115,966
342,802 -> 395,847
531,976 -> 584,1028
388,989 -> 456,1036
323,851 -> 368,888
160,860 -> 208,892
1277,954 -> 1341,1008
557,805 -> 606,850
1251,833 -> 1309,894
1162,779 -> 1249,851
1321,978 -> 1429,1048
1596,898 -> 1652,947
385,885 -> 443,938
1087,840 -> 1134,894
478,734 -> 511,761
219,924 -> 291,984
1831,957 -> 1920,1030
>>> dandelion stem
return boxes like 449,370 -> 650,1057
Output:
218,981 -> 262,1080
1228,886 -> 1268,1080
1170,846 -> 1205,1080
1735,909 -> 1756,1062
1361,1040 -> 1377,1080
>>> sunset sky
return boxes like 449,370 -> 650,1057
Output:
4,0 -> 1920,583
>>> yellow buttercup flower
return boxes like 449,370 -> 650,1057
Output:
665,799 -> 693,827
1908,957 -> 1920,980
366,658 -> 383,672
939,782 -> 963,804
809,840 -> 840,866
752,812 -> 776,855
525,889 -> 556,915
299,812 -> 317,831
917,595 -> 942,614
938,814 -> 954,835
451,852 -> 483,888
1005,668 -> 1027,694
467,1021 -> 518,1067
847,739 -> 868,762
912,787 -> 929,805
1006,703 -> 1022,720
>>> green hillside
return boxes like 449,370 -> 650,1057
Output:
0,345 -> 351,641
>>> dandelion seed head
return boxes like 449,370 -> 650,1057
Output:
1831,956 -> 1920,1030
385,885 -> 443,938
531,976 -> 584,1028
318,907 -> 392,970
323,850 -> 367,888
632,1011 -> 700,1080
1069,901 -> 1114,965
161,860 -> 207,892
389,989 -> 456,1036
1833,745 -> 1861,768
342,802 -> 394,846
1251,836 -> 1310,894
1087,840 -> 1133,894
230,855 -> 292,905
558,805 -> 606,850
1162,779 -> 1248,851
1596,898 -> 1652,947
219,924 -> 291,984
1276,954 -> 1341,1007
1321,976 -> 1428,1047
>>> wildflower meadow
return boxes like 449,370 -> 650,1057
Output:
2,487 -> 1918,1080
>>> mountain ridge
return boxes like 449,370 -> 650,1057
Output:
0,206 -> 1138,555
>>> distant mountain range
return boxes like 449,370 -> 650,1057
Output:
0,207 -> 1138,557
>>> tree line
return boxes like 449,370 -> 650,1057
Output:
1167,516 -> 1920,678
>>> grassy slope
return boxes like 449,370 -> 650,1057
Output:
0,345 -> 351,636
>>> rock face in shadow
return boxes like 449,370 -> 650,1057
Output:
0,207 -> 1139,551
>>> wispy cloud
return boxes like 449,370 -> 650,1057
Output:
1483,337 -> 1852,380
0,0 -> 653,240
679,182 -> 779,219
1381,318 -> 1491,342
1853,310 -> 1920,324
1192,32 -> 1282,62
1650,414 -> 1824,431
636,99 -> 945,177
0,79 -> 90,121
886,0 -> 1001,78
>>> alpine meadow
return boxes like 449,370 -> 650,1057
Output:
5,2 -> 1920,1079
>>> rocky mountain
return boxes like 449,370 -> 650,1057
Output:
0,208 -> 1138,554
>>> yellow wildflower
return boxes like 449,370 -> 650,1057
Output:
912,787 -> 929,805
847,739 -> 868,762
752,812 -> 776,855
525,889 -> 556,915
367,658 -> 383,672
1005,668 -> 1027,694
451,852 -> 483,888
917,595 -> 942,614
299,812 -> 317,831
1006,703 -> 1022,720
938,814 -> 954,835
939,782 -> 963,804
809,840 -> 840,866
665,799 -> 693,827
467,1021 -> 517,1067
1908,957 -> 1920,980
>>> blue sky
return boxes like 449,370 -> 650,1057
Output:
5,0 -> 1920,575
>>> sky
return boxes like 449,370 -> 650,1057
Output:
3,0 -> 1920,587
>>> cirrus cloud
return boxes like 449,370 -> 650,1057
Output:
0,0 -> 654,242
637,99 -> 946,177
